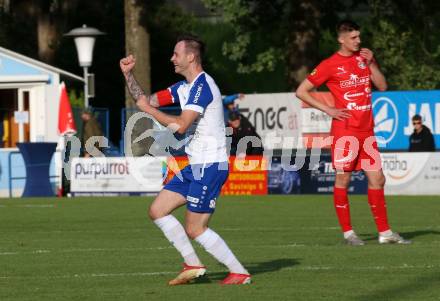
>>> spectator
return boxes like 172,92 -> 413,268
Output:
222,93 -> 245,124
80,108 -> 104,157
0,112 -> 4,148
0,111 -> 10,147
409,114 -> 435,152
228,110 -> 263,156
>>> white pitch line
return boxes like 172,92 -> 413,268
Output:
0,229 -> 148,234
6,240 -> 440,257
0,246 -> 174,256
16,204 -> 55,208
0,264 -> 439,280
0,271 -> 177,280
0,204 -> 55,208
0,227 -> 298,234
218,227 -> 340,231
2,225 -> 438,235
0,244 -> 307,256
285,264 -> 439,272
220,225 -> 440,231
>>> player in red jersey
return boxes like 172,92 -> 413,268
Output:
296,20 -> 410,245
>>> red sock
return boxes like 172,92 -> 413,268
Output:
333,187 -> 352,232
367,188 -> 390,232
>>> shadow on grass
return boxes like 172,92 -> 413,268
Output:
361,229 -> 440,242
195,258 -> 300,283
357,271 -> 440,301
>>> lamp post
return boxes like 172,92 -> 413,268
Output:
64,24 -> 105,108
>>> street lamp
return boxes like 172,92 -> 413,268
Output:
65,24 -> 105,108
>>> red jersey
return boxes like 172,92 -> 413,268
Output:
307,51 -> 373,132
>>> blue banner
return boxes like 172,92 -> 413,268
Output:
372,91 -> 440,150
268,154 -> 367,195
298,153 -> 367,194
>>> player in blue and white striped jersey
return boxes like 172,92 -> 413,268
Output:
120,34 -> 251,285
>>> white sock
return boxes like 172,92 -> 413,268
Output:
154,215 -> 202,267
195,228 -> 248,274
343,230 -> 354,239
379,230 -> 393,237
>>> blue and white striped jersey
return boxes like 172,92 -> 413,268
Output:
168,72 -> 228,164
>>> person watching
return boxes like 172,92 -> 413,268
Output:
409,114 -> 435,152
228,111 -> 263,156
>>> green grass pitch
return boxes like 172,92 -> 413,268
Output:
1,195 -> 439,300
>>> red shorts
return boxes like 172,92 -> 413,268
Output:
330,127 -> 382,172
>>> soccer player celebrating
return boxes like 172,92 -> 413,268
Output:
120,35 -> 251,285
296,20 -> 410,246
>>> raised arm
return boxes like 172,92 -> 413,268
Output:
120,55 -> 199,134
360,48 -> 387,91
296,79 -> 351,121
120,55 -> 159,109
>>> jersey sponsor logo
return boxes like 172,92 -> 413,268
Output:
358,61 -> 366,69
346,102 -> 372,111
340,74 -> 370,88
373,97 -> 399,144
187,196 -> 200,204
343,91 -> 365,101
356,56 -> 367,69
193,83 -> 204,104
337,66 -> 347,74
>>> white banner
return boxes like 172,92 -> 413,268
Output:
301,108 -> 332,133
70,157 -> 166,195
381,152 -> 440,195
237,93 -> 302,149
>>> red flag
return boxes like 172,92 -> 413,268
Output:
58,82 -> 77,136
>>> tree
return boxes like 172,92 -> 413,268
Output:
201,0 -> 342,89
0,0 -> 10,12
285,0 -> 321,88
124,0 -> 151,108
10,0 -> 79,64
124,0 -> 153,156
365,0 -> 440,90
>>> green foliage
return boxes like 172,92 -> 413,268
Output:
369,21 -> 439,90
3,0 -> 440,106
0,9 -> 38,58
365,0 -> 440,90
194,21 -> 288,93
318,28 -> 338,59
202,0 -> 284,74
201,0 -> 348,88
68,89 -> 84,109
145,2 -> 288,93
148,3 -> 198,90
202,0 -> 440,91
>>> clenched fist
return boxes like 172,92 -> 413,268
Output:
360,48 -> 374,65
120,55 -> 136,74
